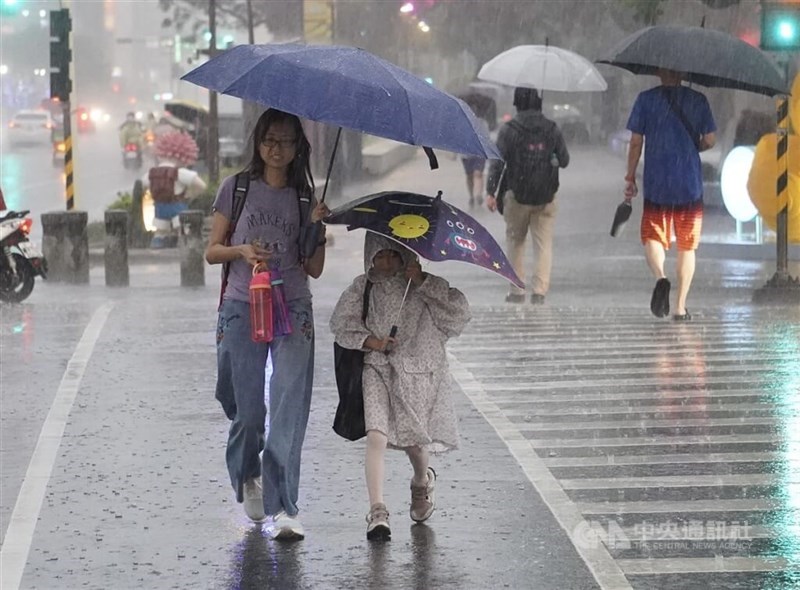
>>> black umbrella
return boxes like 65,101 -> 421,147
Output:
610,200 -> 632,237
597,25 -> 788,97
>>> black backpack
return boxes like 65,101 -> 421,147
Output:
504,120 -> 559,206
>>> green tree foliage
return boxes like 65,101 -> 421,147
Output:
159,1 -> 409,53
618,0 -> 666,26
415,0 -> 637,68
158,0 -> 302,38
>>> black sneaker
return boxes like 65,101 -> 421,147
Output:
505,293 -> 525,304
650,278 -> 670,318
530,293 -> 545,305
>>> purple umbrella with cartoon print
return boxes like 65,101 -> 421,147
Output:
325,191 -> 524,289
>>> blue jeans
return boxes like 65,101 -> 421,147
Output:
215,297 -> 315,517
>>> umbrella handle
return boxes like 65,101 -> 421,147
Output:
383,325 -> 398,356
320,127 -> 342,204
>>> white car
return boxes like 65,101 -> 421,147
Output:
7,110 -> 55,147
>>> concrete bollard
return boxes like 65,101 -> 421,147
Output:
104,210 -> 129,287
179,209 -> 205,287
41,210 -> 89,284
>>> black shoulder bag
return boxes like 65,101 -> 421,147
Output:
663,87 -> 701,151
218,172 -> 250,309
332,280 -> 373,441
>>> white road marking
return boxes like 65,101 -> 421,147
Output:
528,433 -> 783,449
560,473 -> 777,490
543,452 -> 780,468
506,403 -> 776,417
0,303 -> 113,590
617,556 -> 788,575
516,416 -> 777,430
578,499 -> 780,515
449,353 -> 633,590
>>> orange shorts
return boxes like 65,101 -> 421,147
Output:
641,200 -> 703,251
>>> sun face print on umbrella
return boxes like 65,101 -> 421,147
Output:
325,191 -> 524,288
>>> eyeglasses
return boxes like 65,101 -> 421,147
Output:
261,137 -> 297,150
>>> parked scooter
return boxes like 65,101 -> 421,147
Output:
0,210 -> 47,303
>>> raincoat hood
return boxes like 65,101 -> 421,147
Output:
364,232 -> 416,276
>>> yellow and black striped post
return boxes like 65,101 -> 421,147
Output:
62,101 -> 74,210
775,94 -> 789,278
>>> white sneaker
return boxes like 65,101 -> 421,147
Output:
267,511 -> 305,541
243,477 -> 266,523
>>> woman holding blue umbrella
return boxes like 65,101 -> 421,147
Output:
205,109 -> 330,540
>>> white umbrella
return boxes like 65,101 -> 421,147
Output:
478,45 -> 608,92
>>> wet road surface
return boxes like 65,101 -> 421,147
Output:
2,147 -> 799,589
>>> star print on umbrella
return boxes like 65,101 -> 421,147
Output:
325,191 -> 524,288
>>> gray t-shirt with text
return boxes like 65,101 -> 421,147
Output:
213,174 -> 312,303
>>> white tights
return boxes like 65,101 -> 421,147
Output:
365,430 -> 429,507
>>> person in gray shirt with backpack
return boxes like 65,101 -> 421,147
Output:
486,87 -> 570,304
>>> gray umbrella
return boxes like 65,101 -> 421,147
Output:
597,25 -> 788,97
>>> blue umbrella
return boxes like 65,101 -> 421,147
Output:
325,191 -> 524,289
181,43 -> 501,160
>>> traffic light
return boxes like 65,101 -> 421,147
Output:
49,8 -> 72,102
761,3 -> 800,51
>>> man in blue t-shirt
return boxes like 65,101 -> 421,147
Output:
624,68 -> 716,321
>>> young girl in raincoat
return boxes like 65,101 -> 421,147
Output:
330,233 -> 471,540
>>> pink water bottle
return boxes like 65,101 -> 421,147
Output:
249,265 -> 273,342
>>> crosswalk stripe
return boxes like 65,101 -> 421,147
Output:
514,416 -> 778,430
486,390 -> 777,403
452,304 -> 800,586
543,452 -> 780,467
577,499 -> 783,514
617,556 -> 789,574
503,403 -> 778,417
480,377 -> 773,391
560,474 -> 777,489
528,433 -> 785,449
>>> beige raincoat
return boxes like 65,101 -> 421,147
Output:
330,234 -> 471,452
